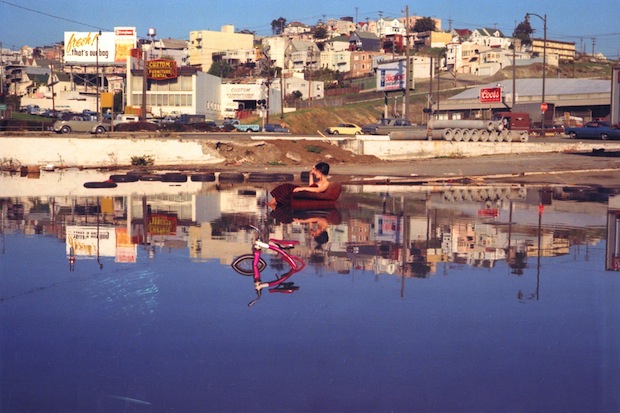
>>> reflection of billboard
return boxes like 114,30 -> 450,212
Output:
66,225 -> 116,257
374,214 -> 403,243
148,214 -> 177,236
64,27 -> 136,65
116,228 -> 137,263
377,60 -> 407,92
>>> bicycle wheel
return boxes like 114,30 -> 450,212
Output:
231,254 -> 267,276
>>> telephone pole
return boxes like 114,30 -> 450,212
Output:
404,6 -> 411,119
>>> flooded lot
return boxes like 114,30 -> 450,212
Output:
1,169 -> 619,412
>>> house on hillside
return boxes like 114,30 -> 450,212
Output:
323,35 -> 350,52
348,32 -> 382,52
376,18 -> 405,38
286,39 -> 319,73
284,22 -> 312,36
469,28 -> 511,49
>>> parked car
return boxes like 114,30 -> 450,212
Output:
52,118 -> 101,134
361,118 -> 412,135
263,123 -> 290,133
220,119 -> 262,132
565,121 -> 620,140
326,123 -> 361,135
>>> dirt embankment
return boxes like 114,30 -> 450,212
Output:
210,139 -> 384,168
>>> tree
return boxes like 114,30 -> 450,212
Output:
208,60 -> 233,78
271,17 -> 287,35
413,17 -> 436,33
313,26 -> 328,39
513,19 -> 533,47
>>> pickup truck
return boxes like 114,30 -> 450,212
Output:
220,119 -> 262,132
565,121 -> 620,140
361,118 -> 412,135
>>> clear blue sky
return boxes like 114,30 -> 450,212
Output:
1,0 -> 619,59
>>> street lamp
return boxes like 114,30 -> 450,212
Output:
525,12 -> 547,137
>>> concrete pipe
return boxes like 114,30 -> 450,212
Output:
462,128 -> 472,142
479,130 -> 490,142
453,128 -> 464,141
428,119 -> 496,131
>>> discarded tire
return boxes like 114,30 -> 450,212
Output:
191,173 -> 216,182
84,180 -> 118,188
138,174 -> 163,182
109,174 -> 140,183
218,172 -> 245,183
161,173 -> 188,183
248,172 -> 294,183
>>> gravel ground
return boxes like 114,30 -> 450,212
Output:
218,150 -> 620,188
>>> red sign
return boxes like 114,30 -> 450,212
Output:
540,102 -> 548,113
479,87 -> 502,103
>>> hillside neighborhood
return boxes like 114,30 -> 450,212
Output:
0,13 -> 615,126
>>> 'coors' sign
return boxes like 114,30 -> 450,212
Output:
479,87 -> 502,103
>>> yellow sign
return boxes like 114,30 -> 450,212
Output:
100,92 -> 114,108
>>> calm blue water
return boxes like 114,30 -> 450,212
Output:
1,179 -> 619,412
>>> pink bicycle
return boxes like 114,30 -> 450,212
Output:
231,225 -> 306,306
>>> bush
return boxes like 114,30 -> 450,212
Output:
115,121 -> 159,132
130,155 -> 154,166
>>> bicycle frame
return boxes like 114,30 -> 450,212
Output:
232,225 -> 306,306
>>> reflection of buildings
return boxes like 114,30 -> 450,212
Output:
0,182 -> 609,277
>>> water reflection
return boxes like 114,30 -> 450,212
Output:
2,173 -> 619,282
2,171 -> 620,411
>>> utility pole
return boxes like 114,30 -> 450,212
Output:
404,5 -> 410,119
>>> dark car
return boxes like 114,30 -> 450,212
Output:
565,121 -> 620,140
263,123 -> 290,133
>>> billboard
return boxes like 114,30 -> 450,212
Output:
611,65 -> 620,126
377,59 -> 407,92
64,26 -> 136,65
147,59 -> 178,80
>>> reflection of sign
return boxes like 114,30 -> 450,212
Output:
147,59 -> 178,80
377,60 -> 407,92
66,226 -> 116,257
477,208 -> 499,217
64,27 -> 136,65
148,214 -> 177,235
115,228 -> 137,263
479,87 -> 502,103
374,214 -> 402,243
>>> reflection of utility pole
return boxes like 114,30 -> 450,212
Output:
96,197 -> 103,269
308,46 -> 313,107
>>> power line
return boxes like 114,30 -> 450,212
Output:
0,0 -> 111,32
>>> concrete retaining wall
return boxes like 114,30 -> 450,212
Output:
2,134 -> 620,169
0,136 -> 226,169
341,139 -> 620,160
